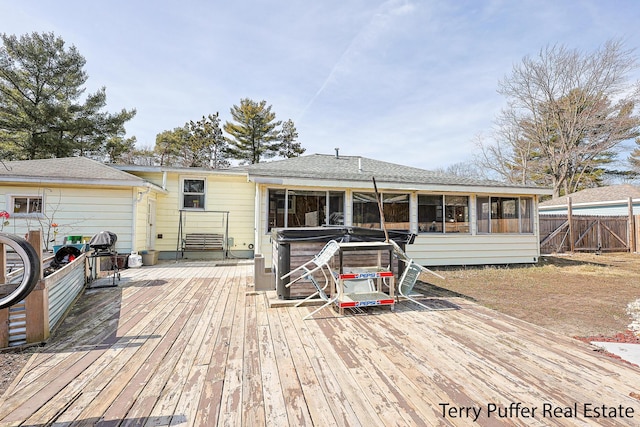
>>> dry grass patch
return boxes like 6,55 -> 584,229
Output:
417,252 -> 640,338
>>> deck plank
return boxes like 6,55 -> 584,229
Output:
217,266 -> 247,427
87,278 -> 201,425
265,307 -> 313,426
193,267 -> 240,427
141,278 -> 216,423
96,277 -> 199,425
285,307 -> 364,427
315,314 -> 437,426
255,291 -> 290,426
2,261 -> 640,426
22,276 -> 206,425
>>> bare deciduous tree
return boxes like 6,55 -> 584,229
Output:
478,40 -> 640,197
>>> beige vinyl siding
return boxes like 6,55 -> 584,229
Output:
148,172 -> 255,254
407,234 -> 540,266
1,184 -> 135,252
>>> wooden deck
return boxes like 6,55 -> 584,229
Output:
1,261 -> 640,426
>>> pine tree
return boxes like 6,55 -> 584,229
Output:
0,32 -> 135,160
224,98 -> 283,164
278,119 -> 305,158
187,113 -> 229,168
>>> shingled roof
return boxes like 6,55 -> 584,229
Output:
0,157 -> 148,186
540,184 -> 640,207
241,154 -> 544,190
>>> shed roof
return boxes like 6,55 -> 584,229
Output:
540,184 -> 640,208
241,154 -> 549,193
0,157 -> 155,188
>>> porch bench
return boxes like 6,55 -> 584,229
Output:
183,233 -> 225,251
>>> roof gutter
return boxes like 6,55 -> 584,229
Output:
248,174 -> 552,196
115,165 -> 248,176
540,198 -> 640,210
0,176 -> 168,194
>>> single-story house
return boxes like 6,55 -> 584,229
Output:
539,184 -> 640,216
1,154 -> 552,266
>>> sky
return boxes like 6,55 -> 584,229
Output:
2,0 -> 640,169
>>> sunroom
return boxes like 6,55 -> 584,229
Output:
248,154 -> 551,267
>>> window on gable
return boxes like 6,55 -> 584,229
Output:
182,178 -> 205,209
11,195 -> 43,217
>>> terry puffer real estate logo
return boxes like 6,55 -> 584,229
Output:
439,402 -> 636,422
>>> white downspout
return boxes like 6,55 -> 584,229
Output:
130,188 -> 137,253
254,183 -> 261,260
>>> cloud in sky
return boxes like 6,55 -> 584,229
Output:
2,0 -> 640,169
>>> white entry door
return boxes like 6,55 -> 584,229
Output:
147,199 -> 157,249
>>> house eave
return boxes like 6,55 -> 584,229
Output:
0,176 -> 168,194
249,175 -> 552,196
115,165 -> 247,177
540,198 -> 640,210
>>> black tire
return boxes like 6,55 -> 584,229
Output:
0,233 -> 41,309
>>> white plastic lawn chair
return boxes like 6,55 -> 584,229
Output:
389,240 -> 444,280
281,240 -> 340,288
397,260 -> 433,309
297,271 -> 340,320
388,239 -> 445,309
281,240 -> 341,319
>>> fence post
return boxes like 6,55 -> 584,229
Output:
0,240 -> 5,284
567,197 -> 574,253
629,197 -> 636,253
25,230 -> 49,343
636,214 -> 640,253
0,242 -> 8,347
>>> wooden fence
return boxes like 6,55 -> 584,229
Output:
540,214 -> 640,254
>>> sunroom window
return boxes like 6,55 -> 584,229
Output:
267,189 -> 344,231
476,196 -> 533,234
418,195 -> 469,233
418,195 -> 442,232
352,192 -> 410,230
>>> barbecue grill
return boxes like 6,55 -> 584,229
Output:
88,231 -> 117,253
87,231 -> 120,287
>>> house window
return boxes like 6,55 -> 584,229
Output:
10,195 -> 43,217
418,195 -> 442,232
520,198 -> 533,233
445,196 -> 470,233
182,178 -> 205,209
418,195 -> 469,233
267,189 -> 344,231
352,192 -> 410,230
476,196 -> 533,234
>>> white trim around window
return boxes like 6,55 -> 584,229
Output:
6,193 -> 45,218
180,176 -> 206,210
